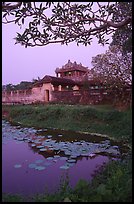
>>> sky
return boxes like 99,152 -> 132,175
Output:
2,5 -> 111,85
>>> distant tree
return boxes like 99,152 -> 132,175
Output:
14,81 -> 33,90
32,77 -> 41,83
4,83 -> 14,91
92,45 -> 132,87
3,81 -> 34,91
2,85 -> 7,91
91,45 -> 132,107
2,2 -> 132,48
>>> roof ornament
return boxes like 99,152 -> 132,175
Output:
67,60 -> 72,66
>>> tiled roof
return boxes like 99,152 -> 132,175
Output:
55,60 -> 88,73
34,75 -> 80,86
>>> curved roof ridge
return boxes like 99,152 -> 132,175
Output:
55,60 -> 89,73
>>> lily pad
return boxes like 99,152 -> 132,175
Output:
43,129 -> 47,131
47,135 -> 52,138
67,163 -> 75,167
64,151 -> 72,156
36,145 -> 44,149
44,162 -> 52,166
89,153 -> 96,157
58,134 -> 63,137
35,159 -> 43,163
60,165 -> 70,170
67,159 -> 76,163
31,144 -> 36,147
28,163 -> 37,168
60,157 -> 68,161
17,138 -> 24,141
39,148 -> 47,151
14,164 -> 22,168
48,147 -> 54,150
54,155 -> 60,158
47,157 -> 54,160
70,155 -> 78,159
35,166 -> 46,170
37,129 -> 43,132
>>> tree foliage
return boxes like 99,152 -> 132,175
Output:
2,81 -> 34,91
91,45 -> 132,107
2,2 -> 132,48
110,2 -> 132,54
91,45 -> 132,89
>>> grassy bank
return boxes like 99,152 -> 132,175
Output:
2,104 -> 132,143
2,104 -> 132,202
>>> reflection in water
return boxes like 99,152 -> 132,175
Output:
2,120 -> 127,196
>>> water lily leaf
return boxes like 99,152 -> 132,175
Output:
81,153 -> 89,156
53,159 -> 58,162
45,139 -> 52,142
67,159 -> 76,163
64,151 -> 72,156
70,155 -> 77,159
36,145 -> 44,149
34,141 -> 42,144
46,157 -> 54,160
54,155 -> 60,158
39,148 -> 47,151
47,135 -> 52,138
37,129 -> 43,132
31,144 -> 36,147
14,164 -> 22,168
48,147 -> 54,150
60,157 -> 67,161
54,147 -> 60,150
44,162 -> 51,166
58,134 -> 63,137
35,159 -> 43,163
89,153 -> 96,157
16,141 -> 24,144
28,163 -> 37,168
35,166 -> 46,170
60,165 -> 70,170
43,128 -> 47,131
67,163 -> 75,167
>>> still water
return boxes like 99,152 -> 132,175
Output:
2,120 -> 125,196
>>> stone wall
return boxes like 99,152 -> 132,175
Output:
3,85 -> 131,106
2,90 -> 33,104
51,89 -> 112,105
2,83 -> 54,104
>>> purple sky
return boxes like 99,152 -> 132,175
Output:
2,22 -> 110,85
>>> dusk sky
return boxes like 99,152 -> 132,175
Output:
2,12 -> 111,85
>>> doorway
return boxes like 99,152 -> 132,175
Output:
45,90 -> 49,102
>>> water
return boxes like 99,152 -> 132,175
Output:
2,120 -> 127,197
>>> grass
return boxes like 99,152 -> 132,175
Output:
2,104 -> 132,202
2,104 -> 132,143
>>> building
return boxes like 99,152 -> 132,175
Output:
2,60 -> 110,105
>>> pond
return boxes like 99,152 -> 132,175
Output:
2,120 -> 128,197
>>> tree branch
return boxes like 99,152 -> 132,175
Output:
2,2 -> 22,11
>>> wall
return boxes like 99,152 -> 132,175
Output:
3,84 -> 130,106
51,89 -> 112,105
2,90 -> 33,104
2,83 -> 53,104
